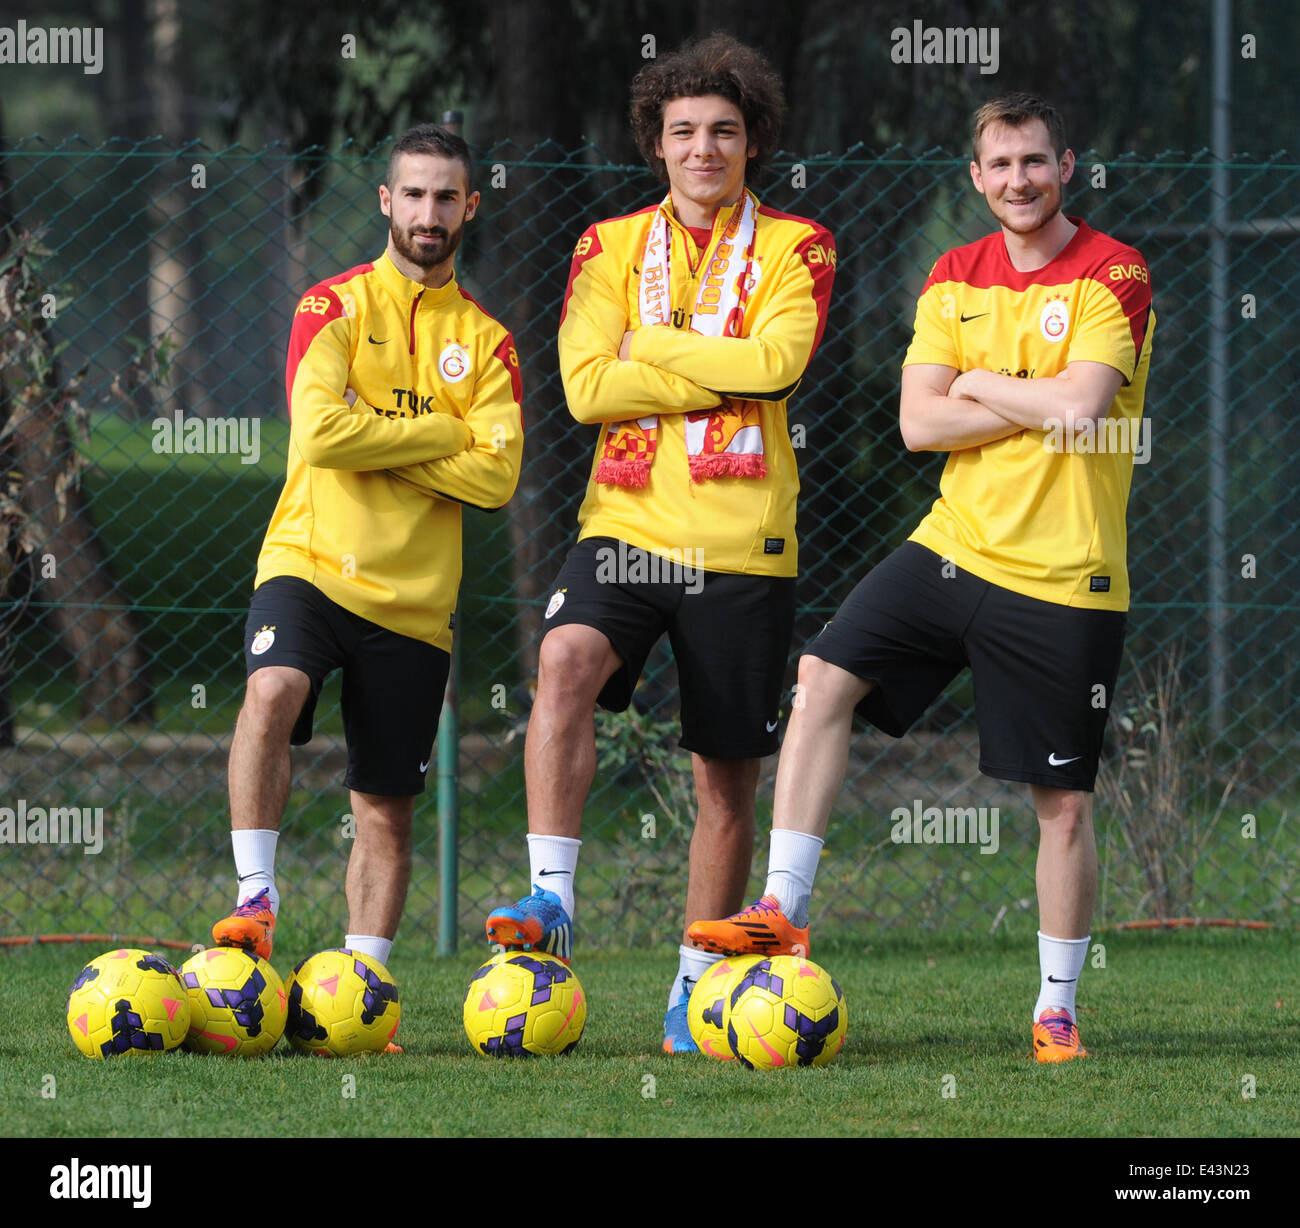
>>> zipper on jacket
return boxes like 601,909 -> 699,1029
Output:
408,291 -> 423,355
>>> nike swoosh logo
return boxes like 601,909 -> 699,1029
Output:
1048,753 -> 1082,766
418,759 -> 431,773
765,720 -> 779,732
537,869 -> 570,877
368,333 -> 389,344
959,312 -> 989,323
1047,975 -> 1077,983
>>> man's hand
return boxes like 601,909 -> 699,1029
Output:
618,329 -> 636,361
945,362 -> 1124,433
947,370 -> 983,402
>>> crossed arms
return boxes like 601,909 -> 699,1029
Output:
899,361 -> 1125,453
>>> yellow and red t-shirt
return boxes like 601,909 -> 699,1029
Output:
903,218 -> 1154,610
558,194 -> 836,576
256,252 -> 524,650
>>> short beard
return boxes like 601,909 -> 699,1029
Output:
998,191 -> 1062,236
391,217 -> 464,269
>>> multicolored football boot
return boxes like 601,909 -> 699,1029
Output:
1033,1007 -> 1089,1062
211,887 -> 276,961
485,885 -> 573,965
663,976 -> 698,1054
686,894 -> 810,958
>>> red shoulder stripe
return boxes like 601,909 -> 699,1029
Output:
284,267 -> 371,414
1098,258 -> 1153,364
794,227 -> 837,360
493,332 -> 524,426
559,224 -> 604,327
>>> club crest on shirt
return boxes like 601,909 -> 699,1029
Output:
545,590 -> 566,619
1040,295 -> 1070,342
250,625 -> 276,656
439,341 -> 472,384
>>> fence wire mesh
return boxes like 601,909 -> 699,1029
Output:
2,138 -> 1297,951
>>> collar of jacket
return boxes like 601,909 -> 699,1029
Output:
374,250 -> 462,309
656,187 -> 758,243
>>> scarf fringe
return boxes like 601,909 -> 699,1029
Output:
689,453 -> 768,483
595,457 -> 651,488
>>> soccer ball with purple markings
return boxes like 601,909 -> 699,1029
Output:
284,949 -> 400,1057
463,951 -> 586,1057
66,948 -> 191,1058
688,954 -> 762,1060
180,947 -> 287,1057
726,955 -> 847,1069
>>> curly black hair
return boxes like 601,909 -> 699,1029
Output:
629,33 -> 786,183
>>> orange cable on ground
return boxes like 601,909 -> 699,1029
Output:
1100,918 -> 1273,931
0,933 -> 198,951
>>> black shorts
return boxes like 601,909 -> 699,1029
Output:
808,542 -> 1126,791
542,537 -> 796,759
243,576 -> 450,797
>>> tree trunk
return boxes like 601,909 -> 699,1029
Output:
489,1 -> 590,692
146,0 -> 204,415
0,231 -> 154,725
0,90 -> 14,745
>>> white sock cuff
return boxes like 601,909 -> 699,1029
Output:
527,833 -> 582,849
1037,932 -> 1091,945
231,828 -> 278,877
771,828 -> 824,857
344,934 -> 394,968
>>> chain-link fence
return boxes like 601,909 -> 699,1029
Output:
2,138 -> 1296,952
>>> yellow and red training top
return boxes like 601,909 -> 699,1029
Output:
903,218 -> 1154,610
256,251 -> 524,650
559,193 -> 836,576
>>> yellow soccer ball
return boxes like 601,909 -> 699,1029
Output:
687,955 -> 762,1060
66,948 -> 191,1058
463,951 -> 586,1056
726,955 -> 847,1069
285,949 -> 400,1056
181,947 -> 287,1057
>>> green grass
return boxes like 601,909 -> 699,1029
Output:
3,929 -> 1296,1138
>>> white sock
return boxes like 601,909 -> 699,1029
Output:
668,944 -> 723,1010
345,934 -> 394,969
526,833 -> 581,918
231,828 -> 279,916
764,828 -> 824,927
1033,931 -> 1090,1020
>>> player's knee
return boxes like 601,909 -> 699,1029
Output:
537,627 -> 616,703
242,667 -> 309,726
795,654 -> 866,715
1036,790 -> 1091,837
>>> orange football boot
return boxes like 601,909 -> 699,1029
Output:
211,887 -> 276,961
1033,1007 -> 1090,1062
687,894 -> 810,957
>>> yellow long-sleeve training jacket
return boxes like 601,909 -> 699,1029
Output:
558,194 -> 835,576
256,251 -> 524,650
